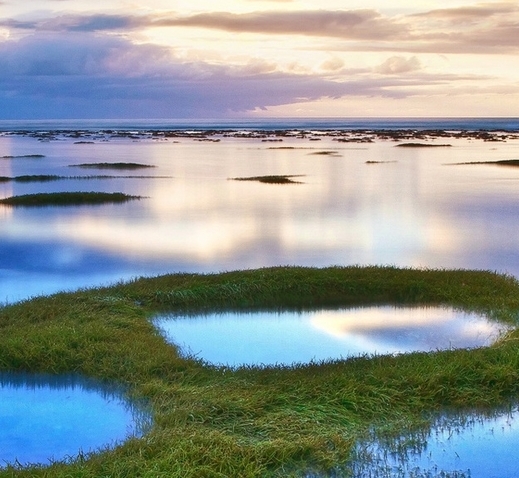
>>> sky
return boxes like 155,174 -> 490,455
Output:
0,0 -> 518,119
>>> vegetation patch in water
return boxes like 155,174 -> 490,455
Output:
1,154 -> 45,159
396,143 -> 452,148
453,159 -> 519,167
70,162 -> 155,170
1,175 -> 172,183
308,150 -> 341,156
0,191 -> 143,206
230,174 -> 304,184
1,266 -> 519,476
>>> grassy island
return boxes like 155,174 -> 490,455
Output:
454,159 -> 519,167
1,154 -> 45,159
1,266 -> 519,476
70,162 -> 155,170
0,191 -> 143,206
395,143 -> 452,148
230,175 -> 304,184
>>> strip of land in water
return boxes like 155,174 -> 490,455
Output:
229,174 -> 304,184
69,162 -> 155,170
452,159 -> 519,167
0,175 -> 171,183
0,191 -> 143,206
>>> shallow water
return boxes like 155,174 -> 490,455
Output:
1,128 -> 519,303
350,405 -> 519,478
153,306 -> 508,367
0,372 -> 149,467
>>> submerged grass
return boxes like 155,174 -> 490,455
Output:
0,191 -> 143,206
1,266 -> 519,476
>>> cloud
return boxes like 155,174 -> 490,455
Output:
320,57 -> 345,72
410,2 -> 518,23
0,33 -> 359,118
3,4 -> 519,54
374,56 -> 421,75
0,14 -> 143,33
1,9 -> 405,40
154,9 -> 406,40
0,32 -> 481,119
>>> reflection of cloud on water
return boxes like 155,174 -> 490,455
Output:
1,215 -> 258,260
309,307 -> 505,352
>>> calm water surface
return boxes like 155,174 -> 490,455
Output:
0,372 -> 149,467
153,306 -> 508,367
1,130 -> 519,303
350,406 -> 519,478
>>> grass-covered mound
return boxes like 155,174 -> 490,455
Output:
1,266 -> 519,476
70,162 -> 155,170
0,192 -> 143,206
1,154 -> 45,159
396,143 -> 452,148
230,175 -> 304,184
0,175 -> 63,183
454,159 -> 519,167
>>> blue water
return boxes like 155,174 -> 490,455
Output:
351,405 -> 519,478
153,306 -> 507,367
0,117 -> 518,132
0,372 -> 150,467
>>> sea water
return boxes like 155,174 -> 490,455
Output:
1,119 -> 519,303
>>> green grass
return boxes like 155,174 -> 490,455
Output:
1,266 -> 519,476
0,192 -> 143,206
230,175 -> 305,184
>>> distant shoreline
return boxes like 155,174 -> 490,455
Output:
1,126 -> 517,144
0,117 -> 519,133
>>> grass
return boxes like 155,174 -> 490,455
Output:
1,154 -> 45,159
308,151 -> 340,156
70,162 -> 156,170
453,159 -> 519,167
1,266 -> 519,476
395,143 -> 452,148
0,192 -> 143,206
1,175 -> 172,183
230,175 -> 305,184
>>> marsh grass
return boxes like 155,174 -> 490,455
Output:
1,154 -> 45,159
230,175 -> 305,184
0,175 -> 171,183
309,151 -> 340,156
1,266 -> 519,476
452,159 -> 519,167
0,192 -> 143,206
70,162 -> 155,170
395,143 -> 452,148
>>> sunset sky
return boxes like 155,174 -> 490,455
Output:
0,0 -> 518,119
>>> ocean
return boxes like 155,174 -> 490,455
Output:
1,118 -> 519,303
